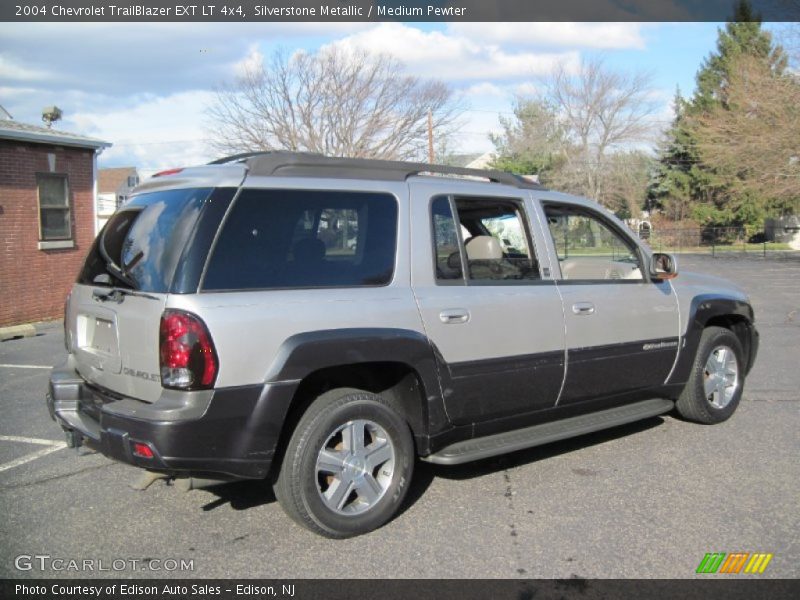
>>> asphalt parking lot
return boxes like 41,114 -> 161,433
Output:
0,255 -> 798,580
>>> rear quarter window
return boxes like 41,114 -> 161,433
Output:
202,189 -> 397,291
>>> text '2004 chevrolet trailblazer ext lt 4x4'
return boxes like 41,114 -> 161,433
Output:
47,153 -> 758,537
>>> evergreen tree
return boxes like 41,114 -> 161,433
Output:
649,89 -> 696,221
693,1 -> 786,111
652,1 -> 788,229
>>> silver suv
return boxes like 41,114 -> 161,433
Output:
47,153 -> 759,537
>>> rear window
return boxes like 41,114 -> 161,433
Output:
78,188 -> 211,292
202,189 -> 397,291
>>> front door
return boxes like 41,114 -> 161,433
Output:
410,183 -> 566,425
540,201 -> 680,405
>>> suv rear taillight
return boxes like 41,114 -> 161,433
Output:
153,168 -> 184,177
159,310 -> 218,390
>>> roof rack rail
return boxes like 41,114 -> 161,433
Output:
208,151 -> 545,190
207,151 -> 273,165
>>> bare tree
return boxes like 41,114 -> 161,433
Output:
206,47 -> 462,161
541,57 -> 657,204
690,54 -> 800,210
604,151 -> 654,219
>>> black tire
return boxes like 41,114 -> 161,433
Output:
676,326 -> 745,424
274,388 -> 414,538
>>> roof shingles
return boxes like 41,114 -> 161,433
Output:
0,119 -> 110,149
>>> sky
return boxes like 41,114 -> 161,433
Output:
0,21 -> 780,174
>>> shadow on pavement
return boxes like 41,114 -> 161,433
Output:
200,480 -> 275,512
197,416 -> 666,517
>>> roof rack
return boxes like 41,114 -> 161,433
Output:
208,151 -> 545,190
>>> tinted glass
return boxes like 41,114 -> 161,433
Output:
78,188 -> 210,291
431,197 -> 463,282
203,189 -> 397,290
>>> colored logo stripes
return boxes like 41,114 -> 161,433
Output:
696,552 -> 773,574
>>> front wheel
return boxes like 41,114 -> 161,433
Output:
676,326 -> 745,424
274,388 -> 414,538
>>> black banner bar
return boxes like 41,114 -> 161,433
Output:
3,579 -> 800,600
3,1 -> 800,23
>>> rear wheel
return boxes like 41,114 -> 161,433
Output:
274,388 -> 414,538
676,326 -> 744,424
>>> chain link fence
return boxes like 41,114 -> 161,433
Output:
638,226 -> 800,258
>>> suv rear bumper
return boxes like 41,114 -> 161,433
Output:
46,361 -> 298,479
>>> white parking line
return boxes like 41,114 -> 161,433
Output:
0,435 -> 67,473
0,364 -> 52,369
0,435 -> 64,445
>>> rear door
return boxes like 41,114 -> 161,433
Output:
537,199 -> 680,405
67,187 -> 214,402
410,180 -> 566,425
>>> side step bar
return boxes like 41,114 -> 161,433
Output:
422,398 -> 674,465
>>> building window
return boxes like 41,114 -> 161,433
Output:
37,174 -> 71,241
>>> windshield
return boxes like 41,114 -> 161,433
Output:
78,188 -> 211,292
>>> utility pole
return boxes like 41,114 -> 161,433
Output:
427,108 -> 434,164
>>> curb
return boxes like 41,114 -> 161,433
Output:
0,324 -> 37,342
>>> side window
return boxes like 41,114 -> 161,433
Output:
37,174 -> 71,241
203,189 -> 397,290
544,205 -> 643,281
430,196 -> 540,284
431,197 -> 463,281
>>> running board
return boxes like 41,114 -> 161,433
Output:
422,398 -> 674,465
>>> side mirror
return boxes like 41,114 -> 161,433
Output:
650,252 -> 678,280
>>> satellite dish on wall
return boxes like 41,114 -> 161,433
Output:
42,106 -> 63,128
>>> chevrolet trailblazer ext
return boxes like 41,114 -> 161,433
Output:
47,153 -> 758,537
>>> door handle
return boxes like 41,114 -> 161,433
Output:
439,309 -> 470,324
572,302 -> 595,315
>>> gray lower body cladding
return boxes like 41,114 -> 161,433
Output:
668,296 -> 759,386
47,363 -> 295,479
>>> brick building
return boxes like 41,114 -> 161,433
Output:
0,119 -> 110,327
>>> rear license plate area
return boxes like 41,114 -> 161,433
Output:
77,314 -> 118,356
90,318 -> 115,354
